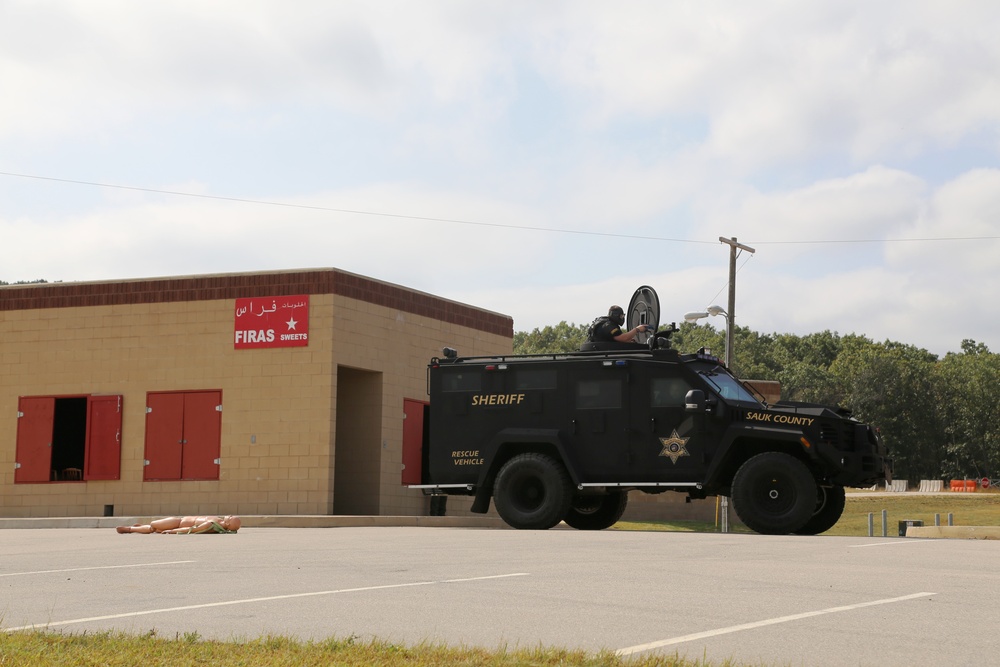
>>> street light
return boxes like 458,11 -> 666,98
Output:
683,306 -> 730,366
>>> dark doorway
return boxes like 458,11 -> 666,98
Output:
51,397 -> 87,475
332,367 -> 383,515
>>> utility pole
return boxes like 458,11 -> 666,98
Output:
717,237 -> 755,534
719,237 -> 755,372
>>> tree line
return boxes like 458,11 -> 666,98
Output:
514,321 -> 999,482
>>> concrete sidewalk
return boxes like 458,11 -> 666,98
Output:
0,515 -> 507,530
1,515 -> 995,537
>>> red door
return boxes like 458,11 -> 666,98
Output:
144,391 -> 222,481
144,393 -> 185,480
84,395 -> 123,480
181,391 -> 222,480
14,397 -> 55,483
401,398 -> 427,485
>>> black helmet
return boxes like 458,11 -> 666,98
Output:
608,305 -> 625,326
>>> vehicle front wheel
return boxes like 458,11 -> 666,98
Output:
563,491 -> 628,530
493,453 -> 573,530
731,452 -> 817,535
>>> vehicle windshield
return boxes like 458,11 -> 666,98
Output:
698,368 -> 762,404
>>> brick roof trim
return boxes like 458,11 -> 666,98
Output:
0,269 -> 513,338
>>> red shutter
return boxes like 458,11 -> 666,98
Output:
144,393 -> 185,480
84,395 -> 123,480
14,397 -> 55,483
180,391 -> 222,480
401,398 -> 427,485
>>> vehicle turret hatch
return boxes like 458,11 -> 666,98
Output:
627,285 -> 660,345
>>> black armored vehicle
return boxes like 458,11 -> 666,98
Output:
404,288 -> 891,534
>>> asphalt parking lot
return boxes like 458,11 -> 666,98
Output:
2,526 -> 998,666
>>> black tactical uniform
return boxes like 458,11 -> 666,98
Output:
588,305 -> 626,343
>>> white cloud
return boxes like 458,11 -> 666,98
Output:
0,182 -> 557,286
0,2 -> 554,144
551,151 -> 708,231
534,2 -> 1000,167
704,166 -> 928,249
890,168 -> 1000,259
5,1 -> 999,159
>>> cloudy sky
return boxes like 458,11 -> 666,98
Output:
2,1 -> 999,356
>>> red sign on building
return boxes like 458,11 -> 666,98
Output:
234,295 -> 310,349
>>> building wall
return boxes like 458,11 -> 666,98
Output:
328,292 -> 510,517
0,269 -> 512,518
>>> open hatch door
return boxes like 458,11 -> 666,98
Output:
627,285 -> 660,345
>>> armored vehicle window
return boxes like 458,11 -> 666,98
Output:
576,379 -> 621,409
651,377 -> 694,408
699,370 -> 760,404
516,369 -> 557,390
442,372 -> 482,392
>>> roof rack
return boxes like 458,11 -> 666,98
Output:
431,346 -> 689,365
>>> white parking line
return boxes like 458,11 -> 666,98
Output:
0,561 -> 196,578
849,541 -> 928,548
3,572 -> 529,632
615,591 -> 936,656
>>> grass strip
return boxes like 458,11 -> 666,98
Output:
0,630 -> 739,667
613,491 -> 1000,536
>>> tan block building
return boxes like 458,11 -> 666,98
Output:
0,269 -> 512,519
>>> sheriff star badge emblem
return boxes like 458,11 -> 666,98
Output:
659,430 -> 690,464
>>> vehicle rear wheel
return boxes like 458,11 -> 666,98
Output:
563,491 -> 628,530
493,453 -> 573,530
731,452 -> 817,535
794,485 -> 846,535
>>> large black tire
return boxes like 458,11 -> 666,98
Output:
563,491 -> 629,530
794,485 -> 846,535
731,452 -> 818,535
493,453 -> 573,530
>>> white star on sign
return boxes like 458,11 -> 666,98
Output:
286,317 -> 298,330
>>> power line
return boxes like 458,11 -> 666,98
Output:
751,236 -> 1000,244
2,170 -> 998,245
0,170 -> 711,245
